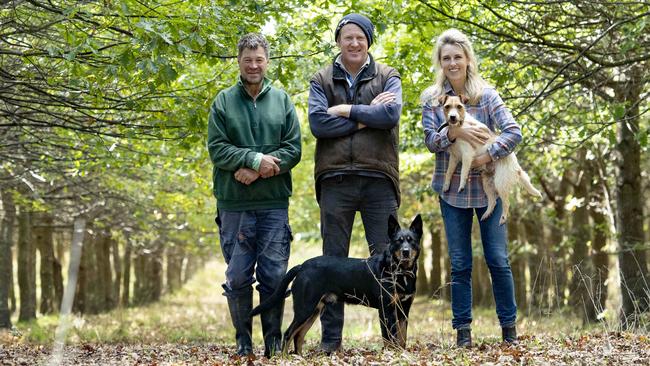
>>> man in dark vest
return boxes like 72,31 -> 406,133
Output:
307,13 -> 402,353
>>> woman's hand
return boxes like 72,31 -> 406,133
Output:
448,125 -> 490,147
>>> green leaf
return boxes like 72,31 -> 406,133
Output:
613,105 -> 626,120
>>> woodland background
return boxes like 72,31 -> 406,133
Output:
0,0 -> 648,364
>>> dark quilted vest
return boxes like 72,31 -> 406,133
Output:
312,55 -> 401,205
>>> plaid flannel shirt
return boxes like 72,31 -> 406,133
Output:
422,83 -> 522,208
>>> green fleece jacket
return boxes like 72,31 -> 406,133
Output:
207,78 -> 302,210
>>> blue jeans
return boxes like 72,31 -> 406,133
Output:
439,197 -> 517,329
217,208 -> 292,298
318,174 -> 398,348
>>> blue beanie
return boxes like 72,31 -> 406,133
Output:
334,13 -> 375,47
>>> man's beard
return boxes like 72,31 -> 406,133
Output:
242,75 -> 263,86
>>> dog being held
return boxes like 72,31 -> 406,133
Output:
439,94 -> 542,224
250,214 -> 422,355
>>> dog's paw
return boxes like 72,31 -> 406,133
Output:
499,215 -> 507,225
480,211 -> 492,221
443,182 -> 450,192
457,184 -> 466,193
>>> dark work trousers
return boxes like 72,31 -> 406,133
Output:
318,174 -> 398,350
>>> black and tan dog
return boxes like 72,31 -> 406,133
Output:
251,214 -> 422,355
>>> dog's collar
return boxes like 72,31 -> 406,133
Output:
437,122 -> 448,133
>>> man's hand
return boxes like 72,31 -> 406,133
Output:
448,125 -> 490,147
327,104 -> 352,118
234,168 -> 260,185
370,92 -> 396,105
258,154 -> 281,178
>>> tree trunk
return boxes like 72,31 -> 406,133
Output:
184,255 -> 197,284
615,81 -> 648,327
508,215 -> 527,313
443,252 -> 452,303
569,159 -> 593,324
166,245 -> 183,294
550,172 -> 572,309
133,244 -> 163,305
0,189 -> 16,328
34,212 -> 56,315
151,245 -> 163,301
524,205 -> 547,313
590,179 -> 609,322
17,207 -> 36,321
53,232 -> 64,312
429,224 -> 443,298
74,227 -> 99,314
112,238 -> 121,307
52,218 -> 86,360
9,264 -> 16,313
133,253 -> 145,305
121,235 -> 132,307
95,232 -> 114,312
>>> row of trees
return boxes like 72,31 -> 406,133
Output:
0,0 -> 648,330
1,208 -> 204,324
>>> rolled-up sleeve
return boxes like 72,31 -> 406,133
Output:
485,89 -> 522,160
422,101 -> 452,153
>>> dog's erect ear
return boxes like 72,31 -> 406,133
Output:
410,214 -> 423,238
388,214 -> 400,238
437,95 -> 448,106
458,94 -> 469,104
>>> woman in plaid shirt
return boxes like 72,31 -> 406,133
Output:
421,29 -> 521,347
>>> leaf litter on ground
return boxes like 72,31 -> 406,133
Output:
1,260 -> 648,365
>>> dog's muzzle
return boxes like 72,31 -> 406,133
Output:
448,114 -> 461,126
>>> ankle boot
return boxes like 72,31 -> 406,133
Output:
260,292 -> 284,358
227,288 -> 254,356
502,325 -> 517,343
456,328 -> 472,347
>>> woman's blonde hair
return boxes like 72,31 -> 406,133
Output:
421,29 -> 488,105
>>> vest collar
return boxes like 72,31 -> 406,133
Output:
332,53 -> 377,83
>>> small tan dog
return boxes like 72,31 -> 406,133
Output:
439,94 -> 542,224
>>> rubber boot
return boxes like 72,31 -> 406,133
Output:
456,328 -> 472,348
226,287 -> 254,357
260,292 -> 284,358
502,325 -> 517,344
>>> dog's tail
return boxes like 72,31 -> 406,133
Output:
250,264 -> 302,317
517,168 -> 543,198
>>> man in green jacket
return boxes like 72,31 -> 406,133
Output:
207,33 -> 301,358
